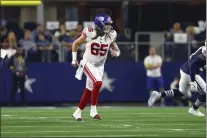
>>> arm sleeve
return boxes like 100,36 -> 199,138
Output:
82,27 -> 93,37
111,30 -> 117,42
82,27 -> 94,41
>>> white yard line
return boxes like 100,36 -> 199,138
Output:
2,129 -> 205,134
3,119 -> 200,123
2,116 -> 205,123
1,123 -> 203,128
1,115 -> 191,119
1,113 -> 192,117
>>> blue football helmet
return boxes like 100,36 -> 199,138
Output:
94,14 -> 113,33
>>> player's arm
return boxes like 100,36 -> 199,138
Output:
144,63 -> 156,70
71,34 -> 86,67
110,42 -> 121,57
144,59 -> 157,70
155,56 -> 163,68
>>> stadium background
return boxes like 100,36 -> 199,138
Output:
0,1 -> 206,138
0,0 -> 206,106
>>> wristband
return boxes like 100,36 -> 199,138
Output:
72,52 -> 77,61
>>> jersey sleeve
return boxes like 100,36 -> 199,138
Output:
111,30 -> 117,42
82,27 -> 94,39
202,46 -> 206,57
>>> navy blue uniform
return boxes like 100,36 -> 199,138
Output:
199,70 -> 206,82
181,46 -> 206,81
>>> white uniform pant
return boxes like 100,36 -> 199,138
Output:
195,74 -> 206,95
179,69 -> 206,97
179,69 -> 192,97
83,62 -> 104,91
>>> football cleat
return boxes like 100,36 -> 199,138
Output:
93,114 -> 102,120
188,107 -> 205,116
72,115 -> 84,122
76,118 -> 84,122
148,91 -> 161,107
73,112 -> 84,122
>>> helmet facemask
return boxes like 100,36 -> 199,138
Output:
103,23 -> 112,33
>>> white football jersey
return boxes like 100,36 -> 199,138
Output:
82,27 -> 117,66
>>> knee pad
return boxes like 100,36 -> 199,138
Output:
93,81 -> 102,89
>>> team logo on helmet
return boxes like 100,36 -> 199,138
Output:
99,17 -> 104,21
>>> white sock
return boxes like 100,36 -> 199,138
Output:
74,107 -> 82,115
90,105 -> 98,116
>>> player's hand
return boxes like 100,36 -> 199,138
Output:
71,60 -> 79,67
110,49 -> 119,57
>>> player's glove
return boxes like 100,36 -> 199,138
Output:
110,49 -> 120,57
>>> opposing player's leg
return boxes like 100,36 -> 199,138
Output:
189,94 -> 205,116
189,75 -> 206,116
73,78 -> 92,121
148,70 -> 191,107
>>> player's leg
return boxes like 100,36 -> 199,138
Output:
161,70 -> 191,98
148,70 -> 190,106
147,77 -> 160,106
147,77 -> 155,94
189,75 -> 206,116
84,63 -> 103,119
73,78 -> 92,121
189,94 -> 206,116
158,77 -> 165,106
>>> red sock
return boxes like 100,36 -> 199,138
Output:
91,81 -> 102,106
78,88 -> 91,110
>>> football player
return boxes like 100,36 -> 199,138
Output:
71,14 -> 120,121
148,45 -> 206,116
188,71 -> 206,116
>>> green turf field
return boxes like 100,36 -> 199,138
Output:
1,107 -> 206,137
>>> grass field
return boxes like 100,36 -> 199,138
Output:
1,107 -> 206,137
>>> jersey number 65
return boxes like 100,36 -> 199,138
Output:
91,42 -> 108,56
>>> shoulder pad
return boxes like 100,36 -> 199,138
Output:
82,27 -> 94,37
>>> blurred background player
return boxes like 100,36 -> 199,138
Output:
148,45 -> 206,116
144,47 -> 165,106
71,14 -> 120,121
9,48 -> 28,106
